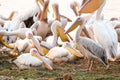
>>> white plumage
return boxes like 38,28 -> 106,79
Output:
92,0 -> 118,61
13,48 -> 53,70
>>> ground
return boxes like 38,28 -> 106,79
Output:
0,52 -> 120,80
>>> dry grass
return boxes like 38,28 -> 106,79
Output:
0,52 -> 120,80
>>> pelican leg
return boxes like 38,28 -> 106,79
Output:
0,35 -> 13,49
87,59 -> 93,71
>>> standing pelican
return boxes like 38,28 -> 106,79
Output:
70,1 -> 92,39
90,0 -> 118,61
78,0 -> 118,61
13,48 -> 53,70
65,17 -> 109,71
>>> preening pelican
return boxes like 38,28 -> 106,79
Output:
25,31 -> 44,56
13,48 -> 53,70
46,42 -> 83,63
30,0 -> 49,39
65,17 -> 109,71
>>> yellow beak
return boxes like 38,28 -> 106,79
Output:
37,0 -> 44,7
79,0 -> 104,13
52,3 -> 60,21
65,18 -> 83,34
41,46 -> 49,55
70,1 -> 78,16
64,46 -> 83,57
56,26 -> 70,42
32,53 -> 53,70
0,35 -> 13,49
40,0 -> 49,21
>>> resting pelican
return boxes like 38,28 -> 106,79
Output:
65,17 -> 109,71
11,32 -> 42,54
13,48 -> 53,70
46,42 -> 83,63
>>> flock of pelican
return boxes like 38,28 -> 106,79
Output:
0,0 -> 120,71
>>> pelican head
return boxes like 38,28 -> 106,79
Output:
65,17 -> 84,34
26,31 -> 33,39
31,48 -> 53,70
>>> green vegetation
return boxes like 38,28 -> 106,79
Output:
0,52 -> 120,80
